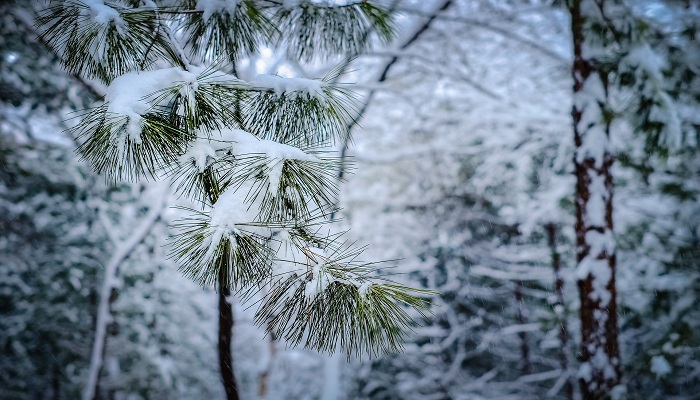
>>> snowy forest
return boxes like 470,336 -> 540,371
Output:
1,0 -> 698,399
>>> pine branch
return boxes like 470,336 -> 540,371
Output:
37,0 -> 180,82
169,207 -> 274,288
179,0 -> 276,64
72,106 -> 191,182
255,235 -> 432,358
36,0 -> 434,367
242,73 -> 358,147
13,7 -> 107,98
273,1 -> 395,62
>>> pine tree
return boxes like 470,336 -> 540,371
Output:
0,2 -> 107,396
568,1 -> 621,396
35,1 -> 431,398
565,0 -> 695,398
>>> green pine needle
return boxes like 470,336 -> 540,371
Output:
180,0 -> 277,64
220,228 -> 434,359
73,106 -> 191,181
37,1 -> 180,83
242,78 -> 358,147
226,154 -> 344,222
255,236 -> 433,358
169,208 -> 273,288
274,1 -> 395,62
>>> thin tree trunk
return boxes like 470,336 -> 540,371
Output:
514,281 -> 531,375
257,331 -> 276,398
52,366 -> 61,400
83,187 -> 167,400
218,275 -> 239,400
545,223 -> 573,400
569,1 -> 621,397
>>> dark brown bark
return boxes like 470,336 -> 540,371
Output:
218,276 -> 239,400
570,1 -> 621,398
545,223 -> 573,400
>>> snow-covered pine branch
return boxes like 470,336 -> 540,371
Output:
38,0 -> 431,363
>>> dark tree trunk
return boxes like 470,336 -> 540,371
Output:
545,223 -> 573,400
218,268 -> 240,400
52,366 -> 61,400
569,1 -> 621,398
514,281 -> 531,375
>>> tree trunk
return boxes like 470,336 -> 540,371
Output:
545,223 -> 573,400
257,331 -> 276,399
202,166 -> 241,400
569,1 -> 621,398
514,281 -> 531,375
52,366 -> 61,400
218,265 -> 240,400
83,189 -> 167,400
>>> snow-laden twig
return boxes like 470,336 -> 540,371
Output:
331,0 -> 453,219
83,184 -> 169,400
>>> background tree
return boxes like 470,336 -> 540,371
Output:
0,3 -> 106,396
344,0 -> 699,399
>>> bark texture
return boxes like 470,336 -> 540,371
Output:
218,278 -> 239,400
570,1 -> 621,398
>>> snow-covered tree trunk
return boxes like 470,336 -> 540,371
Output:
569,1 -> 621,397
84,185 -> 168,400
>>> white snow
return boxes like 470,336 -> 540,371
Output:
267,159 -> 285,194
181,128 -> 317,198
649,91 -> 682,149
576,256 -> 612,306
283,0 -> 301,8
625,44 -> 665,82
216,128 -> 314,161
585,230 -> 615,256
574,74 -> 610,168
357,281 -> 372,298
622,44 -> 683,149
203,182 -> 260,263
650,355 -> 672,378
302,247 -> 335,300
181,139 -> 218,172
584,172 -> 609,227
209,183 -> 259,234
196,0 -> 242,21
574,74 -> 609,167
252,74 -> 326,101
82,0 -> 125,33
577,362 -> 592,382
216,128 -> 316,193
77,0 -> 125,65
106,68 -> 189,142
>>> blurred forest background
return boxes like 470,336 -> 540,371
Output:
1,0 -> 699,399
